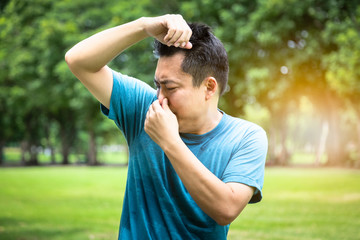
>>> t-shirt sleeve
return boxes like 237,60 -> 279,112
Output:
221,126 -> 268,203
100,70 -> 156,144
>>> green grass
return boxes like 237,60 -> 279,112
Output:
228,168 -> 360,240
0,167 -> 359,240
0,167 -> 127,240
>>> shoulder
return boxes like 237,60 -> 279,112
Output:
223,113 -> 266,136
221,113 -> 268,148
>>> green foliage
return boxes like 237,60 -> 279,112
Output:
0,0 -> 132,164
324,5 -> 360,101
1,0 -> 360,166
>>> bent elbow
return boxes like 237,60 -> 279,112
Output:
64,50 -> 83,77
215,216 -> 235,226
215,219 -> 231,226
213,210 -> 239,226
64,50 -> 76,67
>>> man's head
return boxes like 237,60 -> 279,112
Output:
153,23 -> 228,134
154,22 -> 229,96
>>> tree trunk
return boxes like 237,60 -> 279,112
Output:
0,141 -> 4,165
267,125 -> 277,165
47,137 -> 56,164
59,111 -> 76,165
326,104 -> 345,166
61,142 -> 70,165
88,129 -> 98,165
45,122 -> 56,164
50,147 -> 56,164
60,127 -> 70,165
278,124 -> 289,166
355,110 -> 360,168
315,120 -> 329,166
267,107 -> 289,166
20,141 -> 27,165
268,123 -> 289,166
27,144 -> 39,165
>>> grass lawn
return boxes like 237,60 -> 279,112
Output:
0,167 -> 359,240
228,167 -> 360,240
0,167 -> 126,240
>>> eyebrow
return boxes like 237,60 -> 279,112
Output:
153,78 -> 178,85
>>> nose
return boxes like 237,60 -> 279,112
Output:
157,88 -> 165,104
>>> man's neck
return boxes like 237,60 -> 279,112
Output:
180,109 -> 223,135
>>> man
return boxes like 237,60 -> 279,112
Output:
65,14 -> 267,239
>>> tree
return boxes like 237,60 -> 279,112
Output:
323,4 -> 360,166
0,0 -> 55,165
1,0 -> 359,167
207,0 -> 359,166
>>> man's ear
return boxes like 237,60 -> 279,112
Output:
204,77 -> 218,100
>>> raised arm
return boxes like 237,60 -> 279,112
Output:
65,15 -> 192,108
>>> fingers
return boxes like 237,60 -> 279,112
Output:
151,100 -> 162,112
164,28 -> 188,47
146,100 -> 163,121
147,99 -> 172,118
184,42 -> 192,49
145,101 -> 158,133
145,100 -> 165,134
163,15 -> 192,49
161,98 -> 170,111
182,29 -> 193,49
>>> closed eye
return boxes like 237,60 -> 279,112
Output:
154,78 -> 179,91
153,79 -> 160,89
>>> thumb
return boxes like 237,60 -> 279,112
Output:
184,42 -> 192,49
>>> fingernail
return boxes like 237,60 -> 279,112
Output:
181,42 -> 186,48
175,43 -> 180,47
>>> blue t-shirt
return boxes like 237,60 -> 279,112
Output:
101,70 -> 268,240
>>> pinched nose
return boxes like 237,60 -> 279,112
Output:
157,89 -> 165,105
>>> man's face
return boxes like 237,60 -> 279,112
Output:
154,53 -> 206,133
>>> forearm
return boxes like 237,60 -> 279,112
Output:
65,17 -> 148,72
145,100 -> 252,225
163,138 -> 251,226
65,14 -> 192,74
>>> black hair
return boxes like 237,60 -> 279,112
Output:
153,23 -> 229,96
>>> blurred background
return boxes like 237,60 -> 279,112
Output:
0,0 -> 360,239
1,0 -> 360,168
